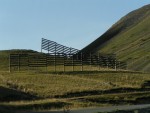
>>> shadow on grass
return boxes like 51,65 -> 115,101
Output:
0,85 -> 70,111
0,105 -> 15,113
55,87 -> 150,98
98,107 -> 150,113
84,96 -> 150,105
0,86 -> 38,102
39,70 -> 143,75
0,101 -> 70,111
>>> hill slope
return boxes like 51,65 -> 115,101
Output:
0,49 -> 38,71
81,4 -> 150,72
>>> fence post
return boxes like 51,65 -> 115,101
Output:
54,42 -> 57,72
63,54 -> 65,72
18,54 -> 20,72
98,53 -> 100,71
54,53 -> 56,72
46,54 -> 48,73
72,54 -> 74,72
62,47 -> 65,72
81,53 -> 83,71
9,54 -> 11,72
41,38 -> 43,53
90,52 -> 92,70
106,57 -> 109,69
28,54 -> 29,72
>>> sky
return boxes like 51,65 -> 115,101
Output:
0,0 -> 150,51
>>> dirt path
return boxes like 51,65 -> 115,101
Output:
18,104 -> 150,113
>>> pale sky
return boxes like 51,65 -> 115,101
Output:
0,0 -> 149,51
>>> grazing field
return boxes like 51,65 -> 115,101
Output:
0,71 -> 150,112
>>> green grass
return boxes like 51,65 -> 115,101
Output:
0,71 -> 150,111
1,71 -> 149,98
0,50 -> 150,112
0,49 -> 121,72
0,5 -> 150,112
81,4 -> 150,73
99,14 -> 150,70
0,49 -> 38,71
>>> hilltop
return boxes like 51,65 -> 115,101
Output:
0,49 -> 38,71
81,4 -> 150,72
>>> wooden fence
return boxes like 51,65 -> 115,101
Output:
9,38 -> 149,72
9,53 -> 127,72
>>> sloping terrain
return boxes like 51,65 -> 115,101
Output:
0,71 -> 150,112
0,49 -> 38,71
81,4 -> 150,72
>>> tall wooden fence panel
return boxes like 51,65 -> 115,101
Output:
9,53 -> 127,72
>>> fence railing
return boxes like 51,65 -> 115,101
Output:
9,38 -> 127,72
41,38 -> 79,55
9,53 -> 127,72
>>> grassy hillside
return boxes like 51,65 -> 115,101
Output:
1,71 -> 148,98
0,71 -> 150,112
0,49 -> 38,71
0,49 -> 122,72
81,4 -> 150,72
0,50 -> 150,111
